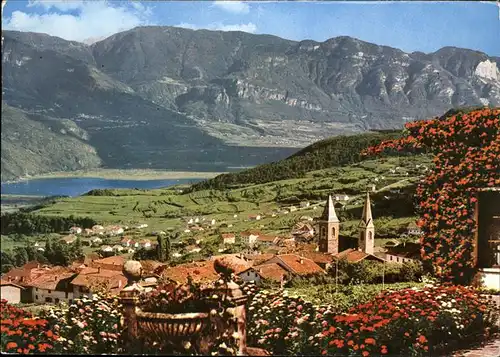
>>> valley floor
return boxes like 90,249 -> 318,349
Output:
10,169 -> 225,181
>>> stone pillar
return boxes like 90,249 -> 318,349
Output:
120,260 -> 144,350
223,280 -> 248,355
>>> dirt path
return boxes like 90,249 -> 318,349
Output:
452,336 -> 500,357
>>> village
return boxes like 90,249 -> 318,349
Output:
0,190 -> 425,305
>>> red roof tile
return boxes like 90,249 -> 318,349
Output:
27,267 -> 76,290
244,254 -> 276,265
335,249 -> 385,263
161,261 -> 219,284
253,263 -> 288,282
274,254 -> 325,275
256,234 -> 277,243
221,233 -> 236,239
70,268 -> 126,291
93,256 -> 125,266
0,279 -> 25,289
296,251 -> 335,265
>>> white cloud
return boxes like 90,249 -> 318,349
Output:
27,0 -> 86,11
4,1 -> 154,43
212,1 -> 250,14
176,22 -> 257,33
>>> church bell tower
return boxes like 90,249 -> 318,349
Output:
358,192 -> 375,255
318,195 -> 340,254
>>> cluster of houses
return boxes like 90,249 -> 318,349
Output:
0,256 -> 129,304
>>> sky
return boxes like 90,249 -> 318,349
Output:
2,1 -> 500,56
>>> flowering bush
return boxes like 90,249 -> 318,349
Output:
315,284 -> 500,356
243,283 -> 499,356
138,274 -> 242,356
362,108 -> 500,283
139,277 -> 210,314
38,294 -> 122,354
0,299 -> 61,354
243,283 -> 331,355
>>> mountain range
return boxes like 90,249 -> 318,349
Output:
2,26 -> 499,181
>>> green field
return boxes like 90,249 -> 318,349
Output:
24,155 -> 430,245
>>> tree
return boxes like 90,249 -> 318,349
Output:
51,240 -> 70,266
156,235 -> 166,262
14,247 -> 29,266
71,236 -> 84,261
44,237 -> 54,262
165,234 -> 171,262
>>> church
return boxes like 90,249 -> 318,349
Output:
317,192 -> 384,263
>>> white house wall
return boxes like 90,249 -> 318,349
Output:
32,287 -> 74,304
0,285 -> 22,304
238,270 -> 262,285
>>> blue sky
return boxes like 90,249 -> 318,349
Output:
3,1 -> 499,56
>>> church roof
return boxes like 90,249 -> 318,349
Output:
320,195 -> 339,222
359,192 -> 374,228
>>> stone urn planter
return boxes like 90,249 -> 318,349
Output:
136,310 -> 210,339
120,259 -> 249,354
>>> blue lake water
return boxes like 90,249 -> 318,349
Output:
0,177 -> 203,197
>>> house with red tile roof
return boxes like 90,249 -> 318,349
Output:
208,254 -> 252,274
256,234 -> 279,246
240,231 -> 260,245
237,263 -> 288,286
295,251 -> 336,269
260,254 -> 325,277
71,267 -> 127,298
221,233 -> 236,244
91,256 -> 125,272
1,262 -> 48,286
27,267 -> 76,304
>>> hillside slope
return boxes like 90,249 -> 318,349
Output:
190,131 -> 404,190
1,104 -> 101,181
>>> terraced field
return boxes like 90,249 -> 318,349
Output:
32,155 -> 431,240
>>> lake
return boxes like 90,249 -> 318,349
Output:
0,177 -> 203,197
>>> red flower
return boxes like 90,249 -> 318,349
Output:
365,338 -> 376,345
418,335 -> 427,344
5,342 -> 17,350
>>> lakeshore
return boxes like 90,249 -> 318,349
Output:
5,169 -> 225,183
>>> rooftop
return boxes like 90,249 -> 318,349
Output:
160,261 -> 219,284
335,248 -> 385,263
273,254 -> 325,275
252,263 -> 288,282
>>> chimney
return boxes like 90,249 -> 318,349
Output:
98,267 -> 101,273
118,280 -> 122,289
299,258 -> 304,264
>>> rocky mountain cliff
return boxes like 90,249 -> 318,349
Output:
2,27 -> 499,180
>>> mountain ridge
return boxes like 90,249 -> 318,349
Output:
2,26 -> 499,181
